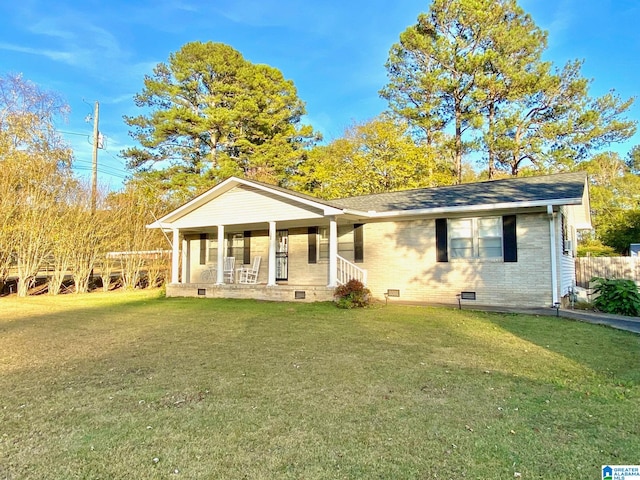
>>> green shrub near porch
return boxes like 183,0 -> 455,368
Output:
334,278 -> 371,308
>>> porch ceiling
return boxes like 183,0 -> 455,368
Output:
176,215 -> 364,235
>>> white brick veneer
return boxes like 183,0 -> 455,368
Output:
359,213 -> 553,308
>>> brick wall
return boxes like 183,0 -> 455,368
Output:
360,213 -> 553,308
181,212 -> 556,308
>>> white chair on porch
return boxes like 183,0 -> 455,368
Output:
238,256 -> 261,284
223,257 -> 235,283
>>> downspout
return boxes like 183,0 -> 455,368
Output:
547,205 -> 559,306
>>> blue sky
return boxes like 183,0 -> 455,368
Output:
1,0 -> 639,189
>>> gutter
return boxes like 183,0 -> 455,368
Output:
342,197 -> 584,219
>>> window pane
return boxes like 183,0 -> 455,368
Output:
479,237 -> 502,258
450,219 -> 472,237
227,233 -> 244,261
450,238 -> 473,258
318,227 -> 329,261
450,219 -> 473,258
478,217 -> 501,237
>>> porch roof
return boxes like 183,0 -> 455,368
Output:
148,176 -> 345,229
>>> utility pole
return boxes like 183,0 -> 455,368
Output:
91,100 -> 99,214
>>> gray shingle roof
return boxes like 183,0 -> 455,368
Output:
328,172 -> 587,213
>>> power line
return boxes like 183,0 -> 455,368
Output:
73,156 -> 129,178
73,164 -> 129,180
59,130 -> 91,137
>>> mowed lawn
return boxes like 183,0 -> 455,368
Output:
1,290 -> 639,479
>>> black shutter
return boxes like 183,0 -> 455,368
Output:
503,215 -> 517,262
308,227 -> 317,264
199,233 -> 207,265
354,224 -> 364,263
243,231 -> 251,265
435,218 -> 448,262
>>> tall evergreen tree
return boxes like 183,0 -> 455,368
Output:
381,0 -> 496,183
382,0 -> 636,180
123,41 -> 318,201
491,60 -> 636,175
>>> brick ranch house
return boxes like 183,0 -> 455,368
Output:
148,171 -> 591,308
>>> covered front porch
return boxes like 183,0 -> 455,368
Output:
167,218 -> 366,300
151,177 -> 368,300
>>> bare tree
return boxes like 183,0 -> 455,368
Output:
0,74 -> 73,296
105,187 -> 166,290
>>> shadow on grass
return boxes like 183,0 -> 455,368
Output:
482,311 -> 640,386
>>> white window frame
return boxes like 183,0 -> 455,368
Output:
227,232 -> 244,262
207,232 -> 244,264
207,238 -> 218,264
449,216 -> 503,259
318,227 -> 330,262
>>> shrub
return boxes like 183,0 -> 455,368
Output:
334,279 -> 371,309
590,277 -> 640,317
577,241 -> 617,257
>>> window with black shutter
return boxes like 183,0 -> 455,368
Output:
502,215 -> 517,262
435,218 -> 448,262
437,216 -> 516,262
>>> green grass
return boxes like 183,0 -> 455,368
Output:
1,290 -> 639,479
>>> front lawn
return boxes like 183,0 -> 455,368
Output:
1,290 -> 638,479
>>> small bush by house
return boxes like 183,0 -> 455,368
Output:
334,279 -> 371,309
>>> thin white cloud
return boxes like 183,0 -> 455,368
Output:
210,0 -> 337,36
28,21 -> 76,41
0,42 -> 79,66
6,10 -> 129,76
170,0 -> 198,13
104,93 -> 135,105
213,0 -> 294,27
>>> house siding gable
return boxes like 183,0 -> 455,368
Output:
172,185 -> 326,228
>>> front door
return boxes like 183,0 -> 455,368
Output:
276,230 -> 288,281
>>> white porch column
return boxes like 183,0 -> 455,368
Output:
328,216 -> 338,287
216,225 -> 225,285
171,228 -> 180,284
182,236 -> 188,283
267,221 -> 277,286
548,205 -> 559,305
